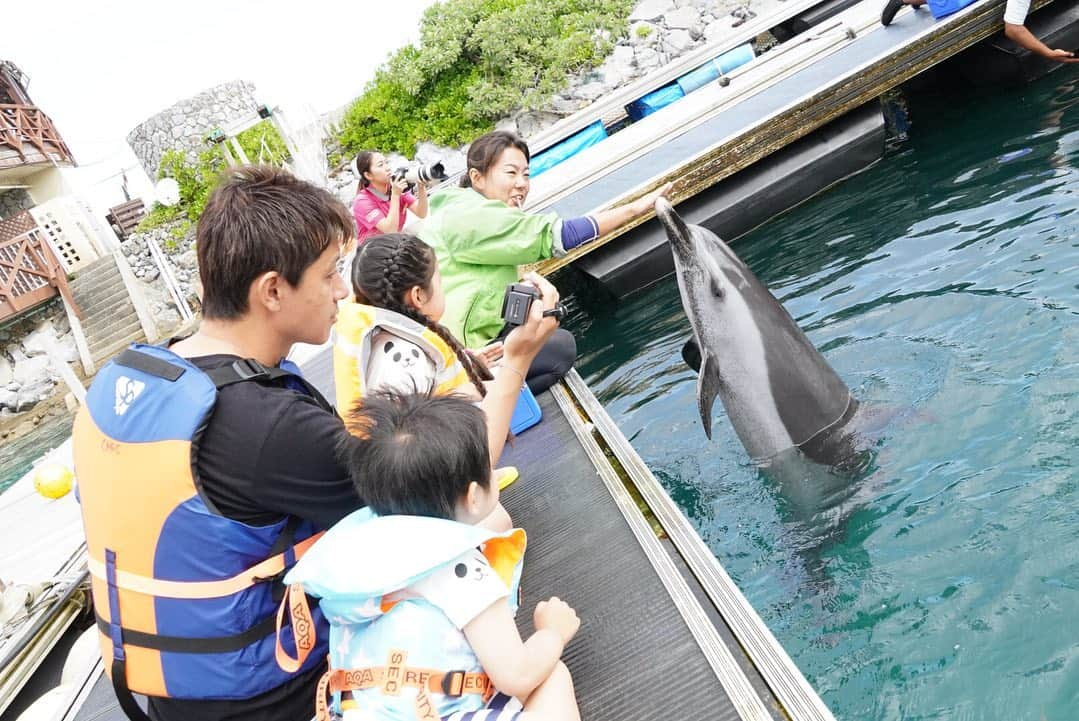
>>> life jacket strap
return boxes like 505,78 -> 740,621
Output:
275,582 -> 319,674
87,531 -> 324,600
314,649 -> 492,721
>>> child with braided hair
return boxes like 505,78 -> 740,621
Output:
332,233 -> 563,529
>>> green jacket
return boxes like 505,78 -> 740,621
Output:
420,186 -> 563,348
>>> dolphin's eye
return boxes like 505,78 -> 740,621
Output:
710,278 -> 725,299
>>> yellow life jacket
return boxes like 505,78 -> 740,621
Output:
332,303 -> 472,416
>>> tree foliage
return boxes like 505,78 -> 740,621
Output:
336,0 -> 634,157
140,121 -> 291,229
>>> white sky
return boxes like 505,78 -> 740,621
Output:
4,0 -> 438,207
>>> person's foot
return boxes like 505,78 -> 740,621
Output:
881,0 -> 905,26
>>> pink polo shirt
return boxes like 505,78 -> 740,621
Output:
351,187 -> 417,245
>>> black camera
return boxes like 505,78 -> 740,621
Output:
391,162 -> 447,192
500,283 -> 567,327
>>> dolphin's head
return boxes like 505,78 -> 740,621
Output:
655,198 -> 748,321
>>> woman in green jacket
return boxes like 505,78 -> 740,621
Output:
421,130 -> 670,393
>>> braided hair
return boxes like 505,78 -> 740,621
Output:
352,233 -> 493,397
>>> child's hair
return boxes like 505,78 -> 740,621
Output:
354,151 -> 376,191
352,233 -> 492,397
339,389 -> 491,518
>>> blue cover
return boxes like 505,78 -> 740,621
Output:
926,0 -> 977,18
510,384 -> 542,434
530,121 -> 608,177
676,44 -> 755,94
626,83 -> 686,121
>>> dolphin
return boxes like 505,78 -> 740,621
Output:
655,198 -> 863,468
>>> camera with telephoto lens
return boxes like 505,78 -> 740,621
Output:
390,162 -> 447,192
500,283 -> 568,327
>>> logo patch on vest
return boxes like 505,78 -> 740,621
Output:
114,376 -> 145,416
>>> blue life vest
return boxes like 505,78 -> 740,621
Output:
73,344 -> 330,717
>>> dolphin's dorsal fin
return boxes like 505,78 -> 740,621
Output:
698,350 -> 721,440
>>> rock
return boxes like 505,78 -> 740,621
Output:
21,321 -> 57,358
573,82 -> 609,102
0,388 -> 17,410
630,0 -> 676,22
664,6 -> 701,28
688,23 -> 704,41
663,29 -> 696,53
549,96 -> 583,115
612,45 -> 636,65
636,46 -> 662,70
0,355 -> 11,386
704,19 -> 730,41
514,111 -> 561,139
13,355 -> 51,387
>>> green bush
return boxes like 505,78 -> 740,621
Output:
336,0 -> 634,157
236,120 -> 291,166
138,121 -> 293,230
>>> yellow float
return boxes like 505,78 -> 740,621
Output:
33,463 -> 73,499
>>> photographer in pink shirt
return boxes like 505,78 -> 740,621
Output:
351,151 -> 429,245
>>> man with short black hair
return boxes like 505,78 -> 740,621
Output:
76,165 -> 362,721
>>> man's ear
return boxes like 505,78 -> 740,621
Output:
250,271 -> 283,313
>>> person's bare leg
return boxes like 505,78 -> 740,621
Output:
517,661 -> 580,721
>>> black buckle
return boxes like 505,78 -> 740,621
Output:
231,358 -> 270,382
440,670 -> 467,697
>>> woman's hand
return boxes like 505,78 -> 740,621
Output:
630,182 -> 674,217
501,272 -> 560,372
390,176 -> 409,197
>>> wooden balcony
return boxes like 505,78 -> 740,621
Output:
0,104 -> 74,171
0,211 -> 78,323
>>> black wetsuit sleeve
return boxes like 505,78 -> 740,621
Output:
252,395 -> 365,529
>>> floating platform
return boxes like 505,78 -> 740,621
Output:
55,348 -> 836,721
524,0 -> 1068,294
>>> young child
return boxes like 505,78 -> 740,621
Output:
333,233 -> 493,405
282,390 -> 582,721
333,234 -> 562,530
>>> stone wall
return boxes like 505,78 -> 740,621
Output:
127,80 -> 260,177
0,188 -> 34,220
119,218 -> 200,337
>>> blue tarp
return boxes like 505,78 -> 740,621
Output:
626,84 -> 686,121
926,0 -> 977,18
626,43 -> 756,120
676,44 -> 756,94
530,120 -> 609,177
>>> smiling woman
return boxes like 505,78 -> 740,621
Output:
419,130 -> 669,393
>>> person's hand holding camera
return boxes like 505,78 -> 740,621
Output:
501,272 -> 561,377
389,176 -> 410,197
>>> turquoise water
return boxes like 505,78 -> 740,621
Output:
564,70 -> 1079,719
